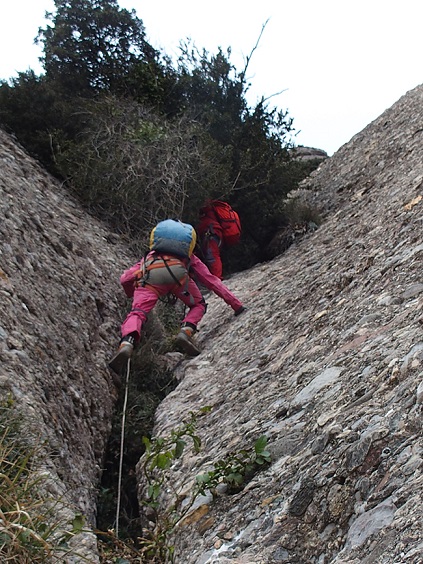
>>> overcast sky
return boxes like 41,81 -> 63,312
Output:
0,0 -> 422,156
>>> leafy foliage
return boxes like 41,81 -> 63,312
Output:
0,0 -> 322,273
0,0 -> 171,174
175,43 -> 246,142
37,0 -> 158,96
54,95 -> 228,243
0,71 -> 68,169
98,401 -> 271,562
195,434 -> 271,495
137,408 -> 270,561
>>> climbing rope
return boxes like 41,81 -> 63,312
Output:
115,357 -> 131,538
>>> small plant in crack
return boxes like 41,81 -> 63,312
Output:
137,407 -> 271,561
196,434 -> 271,495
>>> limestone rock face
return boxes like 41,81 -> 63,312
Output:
138,84 -> 423,563
1,82 -> 423,564
290,145 -> 328,161
0,130 -> 129,558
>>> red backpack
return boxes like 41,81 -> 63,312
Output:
210,200 -> 242,246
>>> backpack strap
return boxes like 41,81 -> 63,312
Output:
161,255 -> 183,287
140,251 -> 191,295
139,250 -> 152,287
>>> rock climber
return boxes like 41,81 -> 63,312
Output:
108,219 -> 246,375
196,203 -> 224,279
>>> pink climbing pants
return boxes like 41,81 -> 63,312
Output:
121,277 -> 206,341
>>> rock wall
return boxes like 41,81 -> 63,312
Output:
0,130 -> 129,560
1,83 -> 422,563
138,84 -> 423,563
290,146 -> 328,161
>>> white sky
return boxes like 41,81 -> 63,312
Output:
0,0 -> 422,156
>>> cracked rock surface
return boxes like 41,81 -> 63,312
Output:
138,84 -> 423,563
0,129 -> 130,561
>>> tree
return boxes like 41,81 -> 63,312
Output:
1,5 -> 320,274
175,44 -> 246,145
54,95 -> 228,243
37,0 -> 159,96
171,45 -> 300,268
0,0 -> 175,172
0,71 -> 67,167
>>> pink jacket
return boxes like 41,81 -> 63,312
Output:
189,254 -> 242,310
120,252 -> 243,311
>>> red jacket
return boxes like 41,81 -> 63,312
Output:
196,207 -> 222,241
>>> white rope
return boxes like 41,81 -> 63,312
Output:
115,357 -> 131,538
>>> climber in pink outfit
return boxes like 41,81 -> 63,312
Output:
109,248 -> 245,375
120,253 -> 242,336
